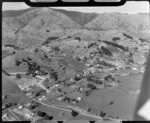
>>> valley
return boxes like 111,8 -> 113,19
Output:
2,6 -> 150,123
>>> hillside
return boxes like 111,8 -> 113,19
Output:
2,7 -> 150,121
52,8 -> 98,26
2,8 -> 150,47
2,74 -> 28,103
84,13 -> 150,31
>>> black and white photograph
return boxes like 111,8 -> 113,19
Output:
2,1 -> 150,122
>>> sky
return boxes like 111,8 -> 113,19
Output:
2,1 -> 150,14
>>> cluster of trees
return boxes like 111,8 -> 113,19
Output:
100,111 -> 106,117
87,75 -> 103,85
29,101 -> 41,110
97,60 -> 114,68
97,47 -> 103,55
37,111 -> 53,121
112,37 -> 120,41
87,83 -> 97,90
51,46 -> 60,53
74,74 -> 84,81
104,75 -> 115,81
2,95 -> 17,110
42,36 -> 59,46
16,73 -> 21,79
15,59 -> 22,66
2,102 -> 17,110
4,44 -> 20,50
2,69 -> 11,76
34,48 -> 52,62
74,37 -> 81,42
102,40 -> 129,52
77,85 -> 92,96
49,68 -> 58,81
139,38 -> 148,43
34,89 -> 47,97
101,46 -> 113,56
87,42 -> 98,49
2,50 -> 16,59
123,33 -> 133,40
26,61 -> 48,77
71,110 -> 79,117
22,57 -> 32,62
26,62 -> 40,77
85,89 -> 92,96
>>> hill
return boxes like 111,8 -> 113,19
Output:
84,13 -> 150,32
2,74 -> 28,103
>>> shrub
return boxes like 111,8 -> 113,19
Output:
101,46 -> 113,56
37,111 -> 46,117
123,33 -> 133,39
87,83 -> 96,90
15,59 -> 21,66
100,111 -> 106,117
139,38 -> 147,43
71,110 -> 79,117
44,115 -> 53,120
112,37 -> 120,41
74,37 -> 81,41
16,74 -> 21,79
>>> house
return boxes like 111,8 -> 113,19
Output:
18,105 -> 23,109
24,113 -> 34,119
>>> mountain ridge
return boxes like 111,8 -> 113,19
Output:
2,7 -> 150,48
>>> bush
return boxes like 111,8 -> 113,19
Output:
112,37 -> 120,41
71,110 -> 79,117
87,83 -> 96,90
101,46 -> 113,56
37,111 -> 46,117
2,69 -> 11,76
100,111 -> 106,117
74,37 -> 81,41
139,38 -> 147,43
15,59 -> 21,66
123,33 -> 133,39
42,36 -> 59,46
16,74 -> 21,79
44,115 -> 53,120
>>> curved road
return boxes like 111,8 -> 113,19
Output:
32,99 -> 121,122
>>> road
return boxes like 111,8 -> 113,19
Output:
33,99 -> 121,122
8,109 -> 20,121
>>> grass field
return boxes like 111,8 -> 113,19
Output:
102,93 -> 139,120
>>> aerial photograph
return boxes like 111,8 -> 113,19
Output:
2,1 -> 150,123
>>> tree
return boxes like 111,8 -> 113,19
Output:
43,115 -> 53,120
85,107 -> 91,112
85,90 -> 92,96
74,37 -> 81,42
52,46 -> 60,52
87,83 -> 96,90
74,75 -> 81,81
112,37 -> 120,41
2,69 -> 11,76
100,111 -> 106,117
16,74 -> 21,79
109,101 -> 114,105
15,59 -> 21,66
37,111 -> 46,117
71,110 -> 79,117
